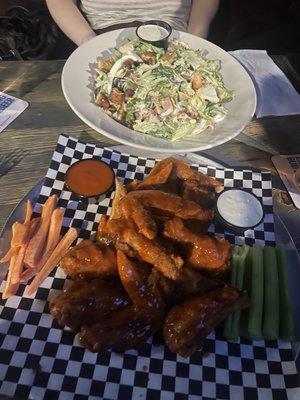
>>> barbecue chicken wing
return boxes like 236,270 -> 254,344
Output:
79,251 -> 165,352
163,284 -> 249,357
49,278 -> 130,331
148,266 -> 221,306
163,217 -> 230,277
60,240 -> 118,279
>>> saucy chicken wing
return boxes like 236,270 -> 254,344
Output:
167,157 -> 223,192
163,284 -> 249,357
79,251 -> 165,352
122,228 -> 183,280
119,189 -> 214,242
121,190 -> 214,222
148,266 -> 221,306
98,217 -> 184,280
49,278 -> 130,331
60,240 -> 118,279
163,217 -> 230,277
110,178 -> 127,220
142,157 -> 222,192
127,161 -> 173,191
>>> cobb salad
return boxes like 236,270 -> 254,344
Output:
93,39 -> 235,141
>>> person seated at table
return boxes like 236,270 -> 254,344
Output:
45,0 -> 220,46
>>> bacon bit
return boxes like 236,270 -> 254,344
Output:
108,88 -> 124,106
162,52 -> 176,63
141,52 -> 156,65
124,89 -> 135,101
96,93 -> 110,110
123,58 -> 135,68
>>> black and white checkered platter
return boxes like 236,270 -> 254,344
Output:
0,134 -> 299,400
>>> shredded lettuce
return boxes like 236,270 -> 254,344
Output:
94,38 -> 235,140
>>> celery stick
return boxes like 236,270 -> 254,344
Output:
263,246 -> 279,340
247,245 -> 264,341
276,247 -> 294,340
230,245 -> 250,341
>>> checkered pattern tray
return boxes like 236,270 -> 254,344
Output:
0,134 -> 299,400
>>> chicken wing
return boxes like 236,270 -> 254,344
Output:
60,240 -> 118,279
163,217 -> 230,277
121,196 -> 157,240
122,190 -> 214,223
98,217 -> 183,280
182,178 -> 215,211
110,178 -> 127,220
144,157 -> 222,191
127,161 -> 174,192
49,278 -> 130,331
122,228 -> 183,280
167,157 -> 223,192
163,284 -> 249,357
175,267 -> 221,297
79,251 -> 165,352
148,266 -> 221,306
79,306 -> 155,352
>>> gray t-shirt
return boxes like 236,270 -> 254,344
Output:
79,0 -> 192,31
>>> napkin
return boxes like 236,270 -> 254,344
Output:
229,49 -> 300,117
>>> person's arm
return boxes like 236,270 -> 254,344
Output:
46,0 -> 96,46
187,0 -> 220,38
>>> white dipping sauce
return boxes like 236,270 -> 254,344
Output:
217,189 -> 263,228
137,25 -> 169,41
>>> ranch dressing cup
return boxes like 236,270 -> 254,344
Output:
136,20 -> 172,50
215,188 -> 264,235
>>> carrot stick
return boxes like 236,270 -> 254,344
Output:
1,211 -> 39,266
0,246 -> 19,264
20,267 -> 37,284
45,208 -> 64,254
37,208 -> 64,272
24,200 -> 33,224
2,251 -> 20,300
11,222 -> 30,247
11,246 -> 26,285
27,217 -> 41,238
24,194 -> 58,268
9,219 -> 41,285
24,227 -> 78,296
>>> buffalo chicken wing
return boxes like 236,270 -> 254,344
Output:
49,278 -> 130,331
60,240 -> 118,279
163,284 -> 249,357
163,217 -> 230,277
79,251 -> 165,352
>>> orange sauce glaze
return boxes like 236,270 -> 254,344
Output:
66,159 -> 114,197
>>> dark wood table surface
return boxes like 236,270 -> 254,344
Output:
1,60 -> 300,232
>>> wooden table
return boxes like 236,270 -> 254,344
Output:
1,60 -> 300,231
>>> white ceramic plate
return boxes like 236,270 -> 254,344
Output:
62,28 -> 256,153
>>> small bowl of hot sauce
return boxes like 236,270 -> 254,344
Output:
65,158 -> 115,199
